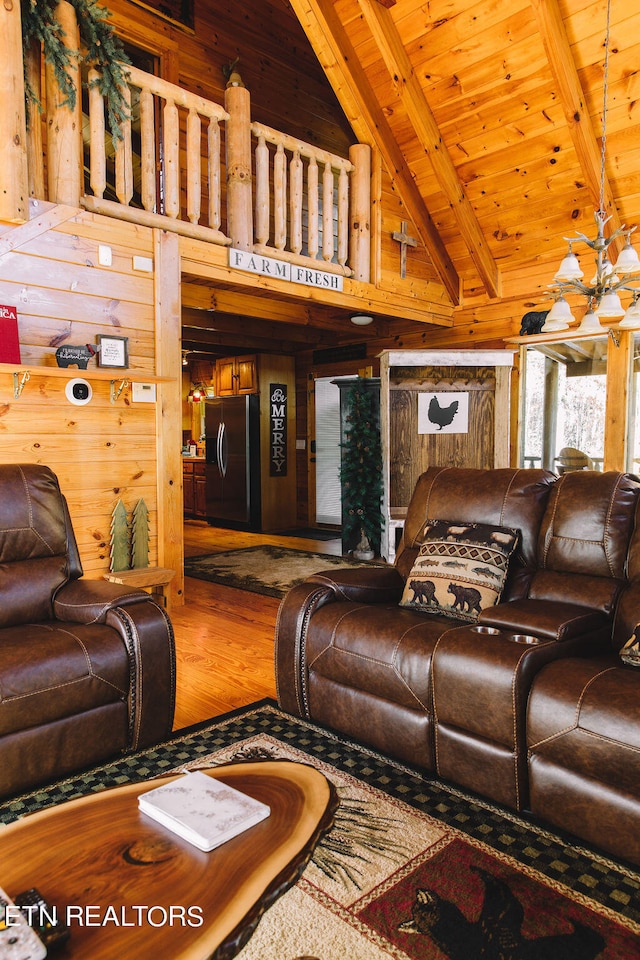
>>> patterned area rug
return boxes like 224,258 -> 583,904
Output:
184,545 -> 387,597
1,702 -> 639,959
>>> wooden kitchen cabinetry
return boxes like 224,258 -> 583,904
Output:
215,355 -> 257,396
183,459 -> 207,518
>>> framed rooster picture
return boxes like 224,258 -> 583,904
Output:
418,392 -> 469,434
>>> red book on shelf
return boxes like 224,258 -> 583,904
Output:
0,305 -> 20,363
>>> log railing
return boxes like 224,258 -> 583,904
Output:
82,64 -> 231,247
251,121 -> 353,276
4,0 -> 371,280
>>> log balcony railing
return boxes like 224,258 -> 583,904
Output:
2,3 -> 371,283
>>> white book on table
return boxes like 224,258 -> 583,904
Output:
138,770 -> 270,852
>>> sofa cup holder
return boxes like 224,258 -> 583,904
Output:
470,626 -> 547,645
508,633 -> 544,645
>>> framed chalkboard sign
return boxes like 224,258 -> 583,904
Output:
98,335 -> 129,369
129,0 -> 194,30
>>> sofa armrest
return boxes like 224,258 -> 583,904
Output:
479,598 -> 610,642
276,566 -> 403,718
305,565 -> 404,604
53,578 -> 150,624
105,602 -> 176,749
54,579 -> 176,749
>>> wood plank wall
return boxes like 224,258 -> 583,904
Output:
0,210 -> 182,590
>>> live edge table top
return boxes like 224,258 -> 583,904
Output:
0,761 -> 337,960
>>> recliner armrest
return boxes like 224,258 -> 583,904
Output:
479,598 -> 610,641
53,578 -> 150,624
304,565 -> 404,604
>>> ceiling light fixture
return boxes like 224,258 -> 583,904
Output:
543,0 -> 640,334
350,314 -> 374,326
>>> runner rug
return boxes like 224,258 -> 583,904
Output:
1,701 -> 639,959
184,545 -> 386,597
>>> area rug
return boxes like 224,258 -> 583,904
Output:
1,701 -> 638,959
184,545 -> 387,597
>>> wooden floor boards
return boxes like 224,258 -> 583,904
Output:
172,521 -> 342,730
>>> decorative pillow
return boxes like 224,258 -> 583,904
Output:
620,627 -> 640,667
399,519 -> 519,622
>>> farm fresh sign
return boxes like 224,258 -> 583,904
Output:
229,249 -> 344,291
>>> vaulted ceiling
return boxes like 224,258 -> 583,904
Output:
181,0 -> 640,360
291,0 -> 640,319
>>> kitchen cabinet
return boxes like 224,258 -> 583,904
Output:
215,355 -> 257,396
183,459 -> 207,518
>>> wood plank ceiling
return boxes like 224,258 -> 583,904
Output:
291,0 -> 640,315
183,0 -> 640,358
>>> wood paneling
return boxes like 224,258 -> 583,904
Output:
0,212 -> 181,592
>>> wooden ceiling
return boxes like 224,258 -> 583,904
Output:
182,0 -> 640,359
292,0 -> 640,308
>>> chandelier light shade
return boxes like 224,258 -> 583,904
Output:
619,294 -> 640,328
596,291 -> 625,319
541,0 -> 640,333
576,307 -> 605,334
554,246 -> 584,282
543,296 -> 575,331
615,239 -> 640,275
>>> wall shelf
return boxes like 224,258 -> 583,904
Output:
0,364 -> 174,401
0,363 -> 174,382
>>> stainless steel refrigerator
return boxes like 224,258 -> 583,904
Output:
204,395 -> 261,530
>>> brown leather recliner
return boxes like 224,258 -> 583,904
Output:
276,467 -> 558,771
432,468 -> 639,811
0,464 -> 176,799
526,486 -> 640,866
276,467 -> 640,844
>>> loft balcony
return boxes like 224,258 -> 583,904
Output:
3,3 -> 371,286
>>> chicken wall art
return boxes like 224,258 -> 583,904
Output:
418,392 -> 469,434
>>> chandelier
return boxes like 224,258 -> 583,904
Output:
543,0 -> 640,334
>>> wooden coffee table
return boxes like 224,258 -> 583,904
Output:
1,761 -> 337,960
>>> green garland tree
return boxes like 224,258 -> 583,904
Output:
340,379 -> 383,557
21,0 -> 130,139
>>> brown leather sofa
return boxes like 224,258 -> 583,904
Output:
276,466 -> 640,866
0,464 -> 176,799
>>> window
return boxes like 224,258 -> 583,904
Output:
520,337 -> 607,472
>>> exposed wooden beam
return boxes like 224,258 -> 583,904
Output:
287,0 -> 461,306
182,307 -> 337,344
529,0 -> 623,251
356,0 -> 501,300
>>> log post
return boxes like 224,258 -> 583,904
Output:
225,72 -> 253,251
46,1 -> 82,207
25,39 -> 46,202
349,143 -> 371,282
0,0 -> 29,221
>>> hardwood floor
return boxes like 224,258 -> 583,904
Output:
171,521 -> 342,731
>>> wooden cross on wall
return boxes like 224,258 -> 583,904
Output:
392,221 -> 417,278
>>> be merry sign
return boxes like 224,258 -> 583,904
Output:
229,248 -> 343,292
269,384 -> 288,477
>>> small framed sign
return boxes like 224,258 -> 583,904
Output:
98,335 -> 129,369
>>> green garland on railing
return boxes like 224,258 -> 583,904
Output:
21,0 -> 130,138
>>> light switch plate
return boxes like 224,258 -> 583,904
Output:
133,256 -> 153,272
132,382 -> 157,402
98,244 -> 112,266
